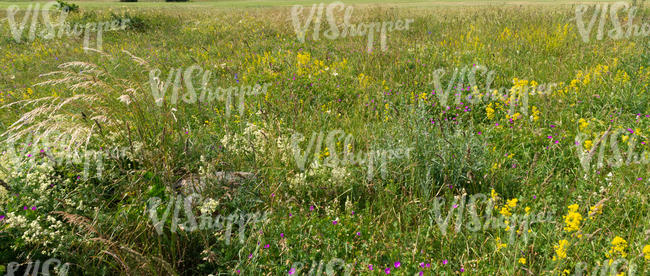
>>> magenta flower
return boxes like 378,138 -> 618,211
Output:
280,233 -> 284,238
419,272 -> 423,276
368,265 -> 373,271
384,267 -> 390,274
31,206 -> 36,211
23,206 -> 27,210
460,267 -> 465,273
310,205 -> 314,211
356,232 -> 361,236
426,263 -> 430,268
443,259 -> 448,265
264,244 -> 270,249
288,268 -> 295,275
332,220 -> 338,225
394,262 -> 400,268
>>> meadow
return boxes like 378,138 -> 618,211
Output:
0,0 -> 649,275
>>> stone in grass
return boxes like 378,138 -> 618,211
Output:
174,172 -> 257,195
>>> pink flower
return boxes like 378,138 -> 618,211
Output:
442,259 -> 448,265
356,232 -> 361,236
280,233 -> 284,238
31,206 -> 36,211
384,267 -> 390,274
288,268 -> 295,275
419,272 -> 423,276
460,267 -> 465,273
332,220 -> 338,225
394,262 -> 400,268
264,244 -> 270,249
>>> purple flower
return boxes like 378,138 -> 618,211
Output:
310,205 -> 314,211
264,244 -> 270,249
280,233 -> 284,238
419,272 -> 423,276
637,177 -> 643,181
31,206 -> 36,211
460,267 -> 465,273
356,232 -> 361,236
23,206 -> 27,210
443,259 -> 448,265
332,220 -> 338,225
385,267 -> 390,274
288,268 -> 296,275
368,265 -> 373,271
394,262 -> 400,268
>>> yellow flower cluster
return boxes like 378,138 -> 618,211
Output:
563,204 -> 582,233
496,237 -> 507,251
486,104 -> 495,120
643,245 -> 650,261
553,239 -> 569,260
499,198 -> 517,217
607,236 -> 628,258
578,118 -> 589,131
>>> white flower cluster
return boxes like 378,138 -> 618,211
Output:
200,198 -> 220,215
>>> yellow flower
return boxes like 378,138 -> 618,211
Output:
531,106 -> 540,121
491,189 -> 499,200
525,206 -> 531,214
588,203 -> 603,219
506,198 -> 518,209
496,237 -> 507,250
578,118 -> 589,131
518,258 -> 526,264
486,105 -> 495,120
553,240 -> 569,260
500,206 -> 512,217
563,204 -> 582,232
608,236 -> 628,258
643,245 -> 650,260
584,140 -> 593,150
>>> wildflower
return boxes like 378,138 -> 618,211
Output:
518,258 -> 526,264
584,140 -> 593,150
443,259 -> 448,265
506,198 -> 518,208
368,265 -> 373,271
578,118 -> 589,131
608,236 -> 628,258
288,268 -> 295,275
563,204 -> 582,232
643,245 -> 650,260
385,267 -> 390,274
553,240 -> 569,260
491,189 -> 499,200
496,237 -> 507,250
394,262 -> 400,268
